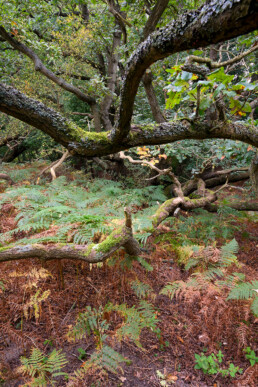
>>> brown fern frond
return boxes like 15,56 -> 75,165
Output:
235,364 -> 258,387
0,322 -> 30,347
236,323 -> 249,349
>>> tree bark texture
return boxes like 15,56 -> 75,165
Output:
0,1 -> 257,154
0,212 -> 141,264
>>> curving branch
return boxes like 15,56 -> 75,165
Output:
0,83 -> 257,156
0,173 -> 14,185
185,41 -> 258,70
0,209 -> 141,264
111,0 -> 258,142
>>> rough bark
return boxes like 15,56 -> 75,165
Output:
142,72 -> 166,123
0,210 -> 141,264
204,201 -> 258,212
0,173 -> 14,185
112,0 -> 258,142
0,1 -> 257,154
0,83 -> 257,155
250,152 -> 258,197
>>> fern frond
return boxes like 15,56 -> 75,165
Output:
227,281 -> 258,300
73,345 -> 128,378
130,280 -> 154,299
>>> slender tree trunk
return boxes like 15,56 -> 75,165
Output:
250,152 -> 258,197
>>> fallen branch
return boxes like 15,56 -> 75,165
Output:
0,208 -> 141,263
152,191 -> 217,227
204,201 -> 258,212
182,170 -> 249,196
0,173 -> 14,185
36,150 -> 70,183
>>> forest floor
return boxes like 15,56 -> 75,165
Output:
0,163 -> 257,387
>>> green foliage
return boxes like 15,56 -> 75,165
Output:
19,348 -> 68,386
227,280 -> 258,317
0,177 -> 163,247
110,300 -> 159,347
68,300 -> 159,378
244,347 -> 258,366
167,209 -> 240,245
160,239 -> 239,299
0,280 -> 5,292
68,305 -> 109,347
165,57 -> 257,119
194,351 -> 242,377
73,345 -> 129,379
130,280 -> 154,299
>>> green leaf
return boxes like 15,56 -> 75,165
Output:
208,67 -> 234,85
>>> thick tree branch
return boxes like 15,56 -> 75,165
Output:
112,0 -> 258,142
143,0 -> 170,39
0,173 -> 14,185
205,201 -> 258,212
0,209 -> 141,263
0,84 -> 257,156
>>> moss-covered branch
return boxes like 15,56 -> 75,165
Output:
0,210 -> 141,264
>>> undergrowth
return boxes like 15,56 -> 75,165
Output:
0,163 -> 257,386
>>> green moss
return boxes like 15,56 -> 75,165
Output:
0,246 -> 11,252
95,227 -> 124,253
84,243 -> 95,257
140,123 -> 156,132
65,120 -> 87,141
65,121 -> 111,145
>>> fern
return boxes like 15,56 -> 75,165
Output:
67,306 -> 109,347
160,240 -> 240,300
111,300 -> 159,347
227,280 -> 258,316
23,289 -> 51,322
227,280 -> 258,300
131,280 -> 154,299
19,348 -> 68,385
73,345 -> 128,378
220,238 -> 239,266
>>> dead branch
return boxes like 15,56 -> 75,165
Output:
36,150 -> 70,183
186,42 -> 258,70
50,150 -> 70,180
204,201 -> 258,212
118,151 -> 183,197
0,173 -> 14,185
0,209 -> 141,263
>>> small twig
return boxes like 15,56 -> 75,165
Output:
213,178 -> 229,193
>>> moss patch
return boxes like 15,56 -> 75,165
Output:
95,227 -> 124,254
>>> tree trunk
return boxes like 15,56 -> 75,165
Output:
250,152 -> 258,197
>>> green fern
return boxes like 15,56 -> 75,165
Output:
111,300 -> 159,347
19,348 -> 68,385
68,306 -> 109,346
227,280 -> 258,316
73,345 -> 128,378
130,280 -> 154,299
